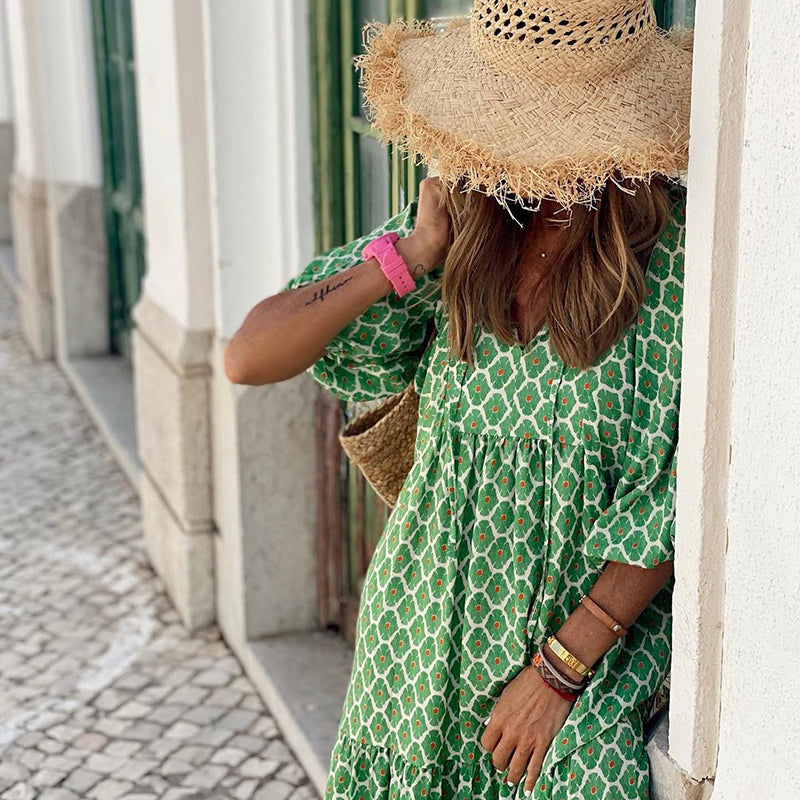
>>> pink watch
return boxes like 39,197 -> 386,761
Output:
362,231 -> 416,298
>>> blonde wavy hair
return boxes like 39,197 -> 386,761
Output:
429,175 -> 674,370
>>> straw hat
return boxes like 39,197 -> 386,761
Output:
355,0 -> 694,211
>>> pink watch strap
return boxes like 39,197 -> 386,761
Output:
362,232 -> 416,298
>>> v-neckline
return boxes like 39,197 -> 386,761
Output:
512,323 -> 549,355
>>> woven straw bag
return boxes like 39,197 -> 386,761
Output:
338,322 -> 437,508
338,382 -> 420,508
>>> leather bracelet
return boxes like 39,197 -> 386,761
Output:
580,593 -> 628,637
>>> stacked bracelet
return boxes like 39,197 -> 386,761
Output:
530,595 -> 626,702
530,643 -> 587,702
536,643 -> 587,691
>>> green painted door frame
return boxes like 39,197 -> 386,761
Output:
310,0 -> 461,255
653,0 -> 669,25
308,0 -> 473,642
90,0 -> 146,359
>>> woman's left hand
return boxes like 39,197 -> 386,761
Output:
480,665 -> 574,794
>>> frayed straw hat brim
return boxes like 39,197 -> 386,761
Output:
356,16 -> 693,210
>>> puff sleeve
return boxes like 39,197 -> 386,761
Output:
280,200 -> 443,403
581,186 -> 687,569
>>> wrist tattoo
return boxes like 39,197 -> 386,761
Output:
411,263 -> 427,278
304,276 -> 353,305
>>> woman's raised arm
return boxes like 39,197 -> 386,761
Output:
224,178 -> 450,386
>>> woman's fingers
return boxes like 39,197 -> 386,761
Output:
523,747 -> 547,795
479,718 -> 501,753
490,737 -> 515,772
479,712 -> 548,791
416,176 -> 446,222
418,174 -> 442,202
476,667 -> 573,794
505,743 -> 533,786
414,176 -> 452,266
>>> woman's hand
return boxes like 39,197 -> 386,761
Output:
480,665 -> 574,795
398,176 -> 452,275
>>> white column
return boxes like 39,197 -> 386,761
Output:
5,0 -> 44,180
37,0 -> 107,360
710,2 -> 800,798
130,0 -> 217,629
4,0 -> 50,357
203,0 -> 317,645
666,0 -> 750,785
134,0 -> 214,331
0,0 -> 15,243
0,0 -> 14,125
205,0 -> 315,339
37,0 -> 100,187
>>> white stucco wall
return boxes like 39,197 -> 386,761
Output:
668,0 -> 748,781
710,2 -> 800,797
204,0 -> 315,341
37,0 -> 101,187
0,0 -> 15,123
5,0 -> 45,179
203,0 -> 318,643
132,0 -> 215,331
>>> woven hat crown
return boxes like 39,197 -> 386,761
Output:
471,0 -> 658,83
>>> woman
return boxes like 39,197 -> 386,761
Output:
225,2 -> 692,798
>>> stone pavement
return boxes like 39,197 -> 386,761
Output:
0,274 -> 319,800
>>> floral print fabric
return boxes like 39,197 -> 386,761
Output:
281,183 -> 686,800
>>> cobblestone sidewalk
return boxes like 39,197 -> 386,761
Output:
0,274 -> 318,800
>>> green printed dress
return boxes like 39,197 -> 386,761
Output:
282,183 -> 686,800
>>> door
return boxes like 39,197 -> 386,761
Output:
91,0 -> 146,359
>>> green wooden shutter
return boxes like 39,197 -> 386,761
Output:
308,0 -> 472,643
654,0 -> 696,27
90,0 -> 146,359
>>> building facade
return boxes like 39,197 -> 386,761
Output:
1,1 -> 798,798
